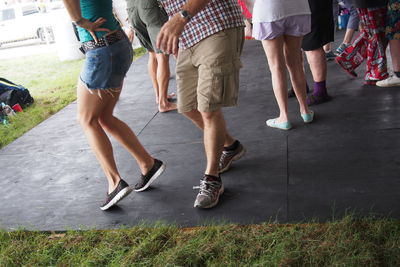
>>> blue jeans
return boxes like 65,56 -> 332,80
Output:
80,36 -> 133,90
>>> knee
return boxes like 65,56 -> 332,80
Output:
77,112 -> 98,129
200,110 -> 221,122
98,114 -> 114,130
269,58 -> 286,73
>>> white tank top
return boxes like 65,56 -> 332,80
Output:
252,0 -> 311,23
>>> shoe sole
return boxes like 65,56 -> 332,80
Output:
100,186 -> 133,211
194,185 -> 225,209
266,121 -> 292,131
219,147 -> 247,174
376,83 -> 400,87
134,163 -> 166,192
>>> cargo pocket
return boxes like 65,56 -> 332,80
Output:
210,56 -> 243,106
209,61 -> 234,105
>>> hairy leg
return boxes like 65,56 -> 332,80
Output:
390,39 -> 400,73
148,51 -> 159,103
184,109 -> 235,147
305,47 -> 327,82
200,110 -> 227,176
155,53 -> 177,112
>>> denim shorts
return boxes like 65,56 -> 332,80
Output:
80,36 -> 133,90
253,15 -> 311,40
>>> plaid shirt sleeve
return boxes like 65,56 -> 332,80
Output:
160,0 -> 245,49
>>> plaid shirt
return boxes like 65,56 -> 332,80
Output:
160,0 -> 245,49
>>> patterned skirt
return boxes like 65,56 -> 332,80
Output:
386,0 -> 400,40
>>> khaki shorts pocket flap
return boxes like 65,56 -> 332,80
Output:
210,62 -> 233,76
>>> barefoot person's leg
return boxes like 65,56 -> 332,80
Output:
156,53 -> 177,112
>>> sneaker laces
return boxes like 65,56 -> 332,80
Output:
219,150 -> 230,167
193,180 -> 220,196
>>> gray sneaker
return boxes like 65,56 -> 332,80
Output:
219,142 -> 246,173
193,176 -> 224,209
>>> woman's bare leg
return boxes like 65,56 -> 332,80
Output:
77,82 -> 153,193
283,35 -> 310,115
262,36 -> 289,123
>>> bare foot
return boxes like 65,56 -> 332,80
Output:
159,102 -> 177,113
157,93 -> 175,104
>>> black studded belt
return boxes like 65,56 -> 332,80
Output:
80,29 -> 126,53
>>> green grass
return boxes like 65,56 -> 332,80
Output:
0,215 -> 399,266
0,48 -> 147,149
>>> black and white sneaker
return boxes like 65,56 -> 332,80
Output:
100,179 -> 133,211
134,159 -> 166,192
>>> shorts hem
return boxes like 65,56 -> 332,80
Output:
178,102 -> 238,113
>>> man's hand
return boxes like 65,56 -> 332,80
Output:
156,14 -> 187,56
77,17 -> 110,43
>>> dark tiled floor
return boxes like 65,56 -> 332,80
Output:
1,36 -> 399,231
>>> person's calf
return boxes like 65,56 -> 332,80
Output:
183,109 -> 205,130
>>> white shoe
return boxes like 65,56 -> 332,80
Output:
376,75 -> 400,87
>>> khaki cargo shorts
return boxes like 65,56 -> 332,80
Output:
176,27 -> 244,113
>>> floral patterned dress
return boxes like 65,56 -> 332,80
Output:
386,0 -> 400,40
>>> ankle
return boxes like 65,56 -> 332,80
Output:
108,178 -> 121,194
140,158 -> 155,175
204,174 -> 221,182
300,107 -> 310,115
224,140 -> 239,151
277,115 -> 289,123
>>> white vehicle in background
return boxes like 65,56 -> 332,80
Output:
0,3 -> 56,46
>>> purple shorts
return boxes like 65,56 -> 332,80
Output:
253,15 -> 311,40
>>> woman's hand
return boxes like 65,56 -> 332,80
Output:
76,17 -> 110,43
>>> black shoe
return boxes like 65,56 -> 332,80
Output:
134,159 -> 166,192
288,83 -> 310,98
219,142 -> 246,173
100,179 -> 132,211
